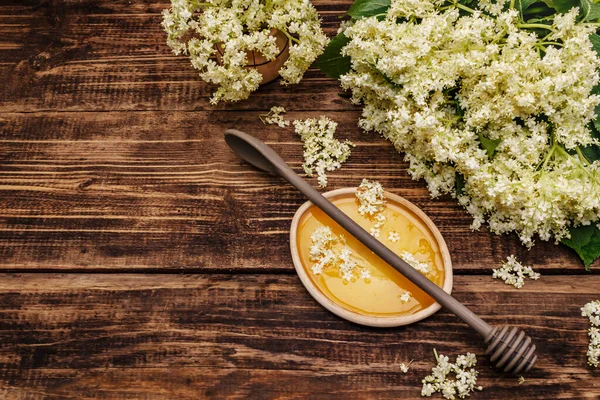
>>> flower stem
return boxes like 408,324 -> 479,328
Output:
281,29 -> 300,44
540,143 -> 557,170
536,41 -> 563,47
517,23 -> 554,31
454,2 -> 476,13
576,147 -> 591,166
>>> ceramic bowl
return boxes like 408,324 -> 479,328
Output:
289,187 -> 453,327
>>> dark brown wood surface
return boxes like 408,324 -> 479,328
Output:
0,0 -> 598,398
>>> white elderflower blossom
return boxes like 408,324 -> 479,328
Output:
162,0 -> 328,103
421,350 -> 482,399
356,179 -> 386,217
388,230 -> 401,243
400,251 -> 432,276
356,179 -> 389,235
294,117 -> 354,188
360,267 -> 372,280
338,0 -> 600,248
309,226 -> 368,282
582,300 -> 600,367
259,106 -> 289,127
400,359 -> 413,373
400,291 -> 412,303
492,255 -> 540,289
309,226 -> 338,275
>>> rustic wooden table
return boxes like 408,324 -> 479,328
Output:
0,0 -> 599,398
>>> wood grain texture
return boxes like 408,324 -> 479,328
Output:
0,1 -> 595,272
0,274 -> 597,399
0,0 -> 351,113
0,111 -> 593,272
1,0 -> 599,398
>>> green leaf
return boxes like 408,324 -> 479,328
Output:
580,122 -> 600,162
313,33 -> 352,80
580,143 -> 600,162
540,0 -> 579,13
477,134 -> 501,158
561,224 -> 600,270
347,0 -> 391,19
590,33 -> 600,59
455,172 -> 465,196
591,81 -> 600,134
515,0 -> 538,17
580,0 -> 600,20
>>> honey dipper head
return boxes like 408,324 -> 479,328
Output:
485,326 -> 537,374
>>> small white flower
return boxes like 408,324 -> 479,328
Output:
400,291 -> 412,303
356,179 -> 390,237
421,349 -> 482,399
582,300 -> 600,367
388,230 -> 401,243
309,226 -> 366,282
401,251 -> 432,276
492,255 -> 540,289
259,106 -> 290,127
356,179 -> 386,217
360,267 -> 372,280
400,359 -> 413,373
294,116 -> 354,188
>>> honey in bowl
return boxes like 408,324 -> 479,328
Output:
295,192 -> 447,318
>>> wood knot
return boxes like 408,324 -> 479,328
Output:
78,178 -> 96,190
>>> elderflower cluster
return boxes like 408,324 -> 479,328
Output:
162,0 -> 328,103
294,117 -> 354,187
582,300 -> 600,367
309,226 -> 370,282
356,179 -> 386,216
259,106 -> 289,127
401,250 -> 432,276
388,230 -> 401,243
339,1 -> 600,247
356,179 -> 387,237
421,350 -> 482,400
492,255 -> 540,288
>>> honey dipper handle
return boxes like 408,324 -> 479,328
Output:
224,129 -> 493,338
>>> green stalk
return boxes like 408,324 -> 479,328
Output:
536,41 -> 563,47
517,23 -> 554,31
454,2 -> 476,13
281,29 -> 300,45
576,147 -> 591,166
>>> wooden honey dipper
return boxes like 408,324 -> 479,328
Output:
225,129 -> 538,374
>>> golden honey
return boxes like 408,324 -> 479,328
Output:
296,194 -> 445,317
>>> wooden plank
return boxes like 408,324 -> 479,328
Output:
0,274 -> 597,398
0,0 -> 352,112
0,111 -> 590,272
